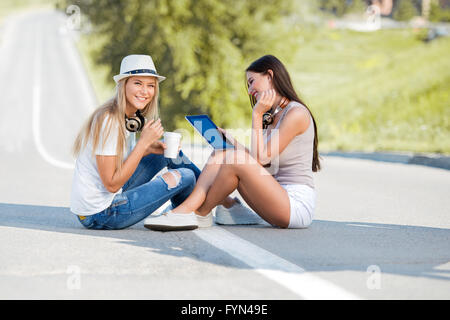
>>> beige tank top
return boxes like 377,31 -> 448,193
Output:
264,101 -> 315,189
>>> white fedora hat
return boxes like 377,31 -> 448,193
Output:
113,54 -> 166,83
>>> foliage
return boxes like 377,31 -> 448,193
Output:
429,1 -> 450,22
58,0 -> 301,131
319,0 -> 368,17
291,28 -> 450,153
393,0 -> 419,21
60,0 -> 450,154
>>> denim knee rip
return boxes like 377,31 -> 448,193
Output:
110,193 -> 129,208
160,169 -> 181,190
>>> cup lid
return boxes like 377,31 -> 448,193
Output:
163,132 -> 181,138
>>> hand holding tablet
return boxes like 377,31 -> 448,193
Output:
185,115 -> 235,150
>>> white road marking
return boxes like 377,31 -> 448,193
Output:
32,17 -> 74,170
194,226 -> 361,300
347,223 -> 394,229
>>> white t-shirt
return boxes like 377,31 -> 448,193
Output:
70,115 -> 136,216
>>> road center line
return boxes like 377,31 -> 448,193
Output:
194,226 -> 361,300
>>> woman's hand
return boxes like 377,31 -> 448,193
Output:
217,127 -> 234,145
145,140 -> 166,155
252,89 -> 277,116
139,119 -> 164,146
218,127 -> 249,152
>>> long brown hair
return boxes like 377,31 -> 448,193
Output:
246,55 -> 321,172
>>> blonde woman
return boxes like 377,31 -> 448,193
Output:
70,54 -> 203,230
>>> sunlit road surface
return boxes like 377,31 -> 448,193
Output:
0,9 -> 449,300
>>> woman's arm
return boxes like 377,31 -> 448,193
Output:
251,92 -> 310,165
96,142 -> 146,193
97,119 -> 163,193
251,112 -> 266,163
263,107 -> 310,162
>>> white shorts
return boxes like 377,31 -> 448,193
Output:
281,184 -> 316,229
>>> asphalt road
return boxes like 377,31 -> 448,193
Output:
0,9 -> 449,300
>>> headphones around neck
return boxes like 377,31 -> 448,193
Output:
263,109 -> 275,127
125,110 -> 146,132
261,96 -> 289,129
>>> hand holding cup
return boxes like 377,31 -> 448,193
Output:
163,132 -> 182,159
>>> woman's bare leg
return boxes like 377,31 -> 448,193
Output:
196,149 -> 291,228
171,150 -> 236,213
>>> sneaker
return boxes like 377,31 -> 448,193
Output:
155,204 -> 213,228
144,211 -> 198,231
215,198 -> 264,225
196,212 -> 213,228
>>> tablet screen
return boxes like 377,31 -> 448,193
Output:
185,115 -> 235,149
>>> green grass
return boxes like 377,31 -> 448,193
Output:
291,28 -> 450,154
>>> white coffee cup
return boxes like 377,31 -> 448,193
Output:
163,132 -> 182,158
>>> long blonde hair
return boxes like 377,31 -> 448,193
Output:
73,77 -> 159,172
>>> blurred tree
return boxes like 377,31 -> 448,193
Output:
348,0 -> 368,13
58,0 -> 301,130
429,0 -> 450,21
320,0 -> 368,16
392,0 -> 419,21
320,0 -> 348,16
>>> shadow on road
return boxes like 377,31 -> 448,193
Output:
1,203 -> 449,281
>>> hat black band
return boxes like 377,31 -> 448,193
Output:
124,69 -> 158,76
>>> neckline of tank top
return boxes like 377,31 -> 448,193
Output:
270,101 -> 306,129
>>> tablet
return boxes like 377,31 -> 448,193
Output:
185,115 -> 235,149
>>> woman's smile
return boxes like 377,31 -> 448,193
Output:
250,90 -> 259,100
135,95 -> 149,102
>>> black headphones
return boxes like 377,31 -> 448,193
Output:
262,108 -> 275,128
125,110 -> 146,132
262,97 -> 289,129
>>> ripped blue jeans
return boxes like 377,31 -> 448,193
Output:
77,150 -> 201,230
